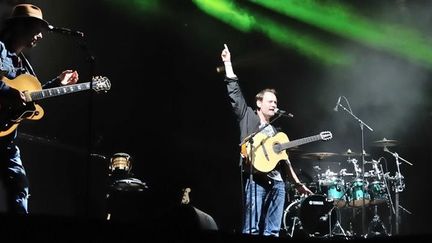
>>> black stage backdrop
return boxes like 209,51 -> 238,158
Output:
0,0 -> 431,237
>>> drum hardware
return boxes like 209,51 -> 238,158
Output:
366,159 -> 389,205
340,149 -> 370,158
282,197 -> 304,238
339,168 -> 353,177
382,145 -> 412,235
366,204 -> 389,238
364,160 -> 391,238
381,144 -> 413,235
347,158 -> 362,178
327,206 -> 349,239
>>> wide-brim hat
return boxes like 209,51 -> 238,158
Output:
5,4 -> 50,29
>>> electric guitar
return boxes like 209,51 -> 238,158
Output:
241,131 -> 333,172
0,73 -> 111,137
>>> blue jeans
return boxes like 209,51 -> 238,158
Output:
0,142 -> 29,214
242,178 -> 285,236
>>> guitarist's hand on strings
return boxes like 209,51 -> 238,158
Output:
57,70 -> 79,86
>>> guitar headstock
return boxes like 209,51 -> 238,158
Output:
320,131 -> 333,141
181,187 -> 191,205
91,76 -> 111,93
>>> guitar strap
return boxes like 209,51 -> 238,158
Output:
18,52 -> 37,77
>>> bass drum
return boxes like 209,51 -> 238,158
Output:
282,198 -> 305,238
299,194 -> 337,236
283,194 -> 337,237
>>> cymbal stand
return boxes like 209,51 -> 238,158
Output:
335,97 -> 373,235
328,205 -> 349,239
367,161 -> 389,237
380,163 -> 395,235
348,158 -> 361,178
383,146 -> 412,235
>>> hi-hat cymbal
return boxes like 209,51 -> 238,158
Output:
340,149 -> 370,157
301,152 -> 338,160
373,138 -> 398,147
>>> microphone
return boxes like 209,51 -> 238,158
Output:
333,96 -> 341,111
275,108 -> 294,118
48,25 -> 84,38
90,153 -> 107,160
216,66 -> 225,73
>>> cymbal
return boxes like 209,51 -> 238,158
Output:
373,138 -> 398,147
301,152 -> 338,160
340,149 -> 370,157
286,146 -> 303,152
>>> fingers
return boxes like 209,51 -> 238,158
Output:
60,70 -> 79,85
224,43 -> 229,51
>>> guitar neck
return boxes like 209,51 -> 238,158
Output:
30,82 -> 91,101
279,134 -> 321,151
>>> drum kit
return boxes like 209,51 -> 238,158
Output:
282,138 -> 411,238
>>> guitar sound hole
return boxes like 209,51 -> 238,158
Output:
273,143 -> 282,153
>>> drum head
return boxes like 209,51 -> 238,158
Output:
299,194 -> 336,236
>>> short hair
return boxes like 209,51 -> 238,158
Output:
255,88 -> 277,102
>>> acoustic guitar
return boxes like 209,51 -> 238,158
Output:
241,131 -> 333,172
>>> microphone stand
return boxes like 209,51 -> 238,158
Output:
239,113 -> 283,235
383,146 -> 412,235
74,34 -> 97,218
335,101 -> 373,236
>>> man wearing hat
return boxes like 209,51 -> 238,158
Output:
0,3 -> 79,214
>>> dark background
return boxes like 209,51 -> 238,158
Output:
1,0 -> 431,236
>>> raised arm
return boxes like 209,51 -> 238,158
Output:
221,44 -> 248,120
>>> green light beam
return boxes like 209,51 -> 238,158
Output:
253,0 -> 432,67
193,0 -> 352,65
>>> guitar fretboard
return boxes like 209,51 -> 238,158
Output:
279,135 -> 321,151
30,82 -> 91,101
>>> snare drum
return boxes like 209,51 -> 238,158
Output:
348,178 -> 370,207
368,181 -> 387,205
109,153 -> 132,173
